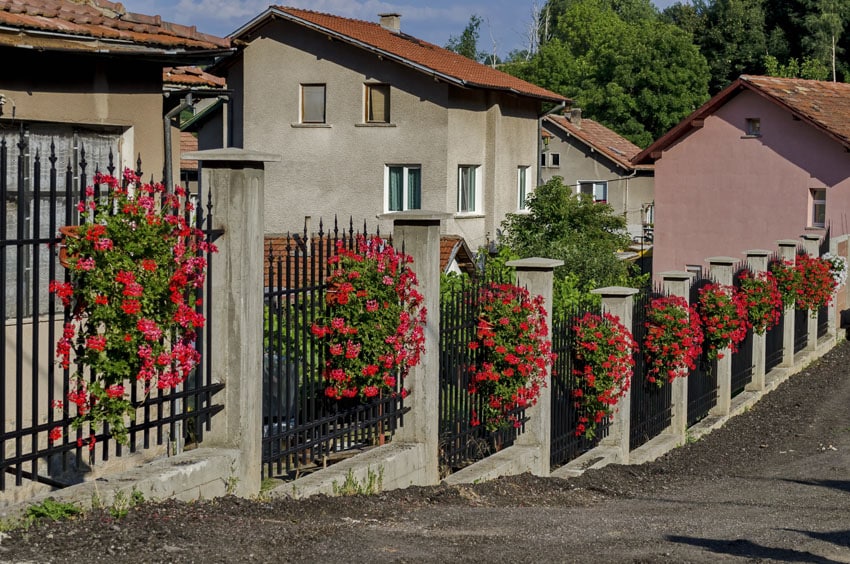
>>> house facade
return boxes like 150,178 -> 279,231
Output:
541,111 -> 654,240
634,75 -> 850,275
218,8 -> 566,250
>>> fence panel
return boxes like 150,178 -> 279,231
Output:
764,308 -> 784,372
730,264 -> 754,396
794,306 -> 808,353
687,277 -> 717,427
1,131 -> 221,492
549,304 -> 605,469
438,276 -> 526,475
629,289 -> 672,451
262,222 -> 408,480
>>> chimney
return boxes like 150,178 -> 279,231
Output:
569,107 -> 582,128
379,13 -> 401,32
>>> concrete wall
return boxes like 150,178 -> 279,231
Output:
541,124 -> 654,239
653,89 -> 850,273
0,49 -> 166,176
228,18 -> 541,250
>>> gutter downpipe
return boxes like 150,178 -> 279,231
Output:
164,93 -> 194,191
538,101 -> 567,186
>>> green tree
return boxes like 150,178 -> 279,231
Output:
763,54 -> 830,79
802,0 -> 849,80
445,15 -> 482,61
501,177 -> 634,307
504,0 -> 709,147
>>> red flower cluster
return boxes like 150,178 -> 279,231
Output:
794,254 -> 836,313
697,283 -> 748,360
737,270 -> 783,334
49,170 -> 215,445
466,282 -> 554,431
312,236 -> 426,401
571,312 -> 636,438
643,295 -> 703,387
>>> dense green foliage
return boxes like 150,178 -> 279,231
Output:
501,177 -> 636,311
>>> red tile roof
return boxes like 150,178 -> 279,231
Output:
0,0 -> 229,52
233,7 -> 566,103
440,235 -> 476,275
635,75 -> 850,164
545,114 -> 646,170
164,66 -> 226,89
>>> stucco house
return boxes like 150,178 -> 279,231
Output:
215,7 -> 566,250
541,110 -> 654,241
0,0 -> 230,184
633,75 -> 850,275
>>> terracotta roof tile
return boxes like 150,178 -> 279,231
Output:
546,114 -> 644,170
636,75 -> 850,164
164,66 -> 226,88
440,235 -> 476,274
0,0 -> 229,51
238,7 -> 565,103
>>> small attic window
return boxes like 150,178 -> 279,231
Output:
745,118 -> 761,137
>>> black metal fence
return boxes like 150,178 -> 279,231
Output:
549,304 -> 605,469
262,221 -> 407,480
730,265 -> 754,397
794,306 -> 808,353
629,288 -> 672,450
438,275 -> 526,475
0,130 -> 221,492
764,308 -> 784,372
687,277 -> 717,427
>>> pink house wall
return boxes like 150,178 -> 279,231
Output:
654,90 -> 850,275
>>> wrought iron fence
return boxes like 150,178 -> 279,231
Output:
0,130 -> 221,492
629,288 -> 672,451
687,277 -> 717,427
794,306 -> 808,353
549,304 -> 605,469
765,256 -> 785,373
438,275 -> 526,475
730,264 -> 754,397
262,220 -> 407,480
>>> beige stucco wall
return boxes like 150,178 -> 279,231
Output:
0,49 -> 166,177
229,19 -> 542,250
541,126 -> 654,240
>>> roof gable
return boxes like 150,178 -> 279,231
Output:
231,6 -> 566,104
545,114 -> 648,171
635,75 -> 850,164
0,0 -> 230,54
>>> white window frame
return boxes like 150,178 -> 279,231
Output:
549,153 -> 560,168
384,164 -> 421,212
517,166 -> 531,210
300,84 -> 326,124
810,187 -> 826,228
578,180 -> 608,203
457,165 -> 482,214
365,83 -> 391,124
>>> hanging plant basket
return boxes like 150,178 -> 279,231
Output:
57,225 -> 82,269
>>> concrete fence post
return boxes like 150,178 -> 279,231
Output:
183,148 -> 281,498
801,233 -> 822,351
659,271 -> 695,442
706,257 -> 736,417
777,240 -> 799,367
387,211 -> 446,486
507,258 -> 564,477
590,286 -> 639,464
744,250 -> 772,392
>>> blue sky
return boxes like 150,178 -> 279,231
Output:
121,0 -> 680,58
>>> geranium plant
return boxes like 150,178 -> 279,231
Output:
794,254 -> 837,314
696,283 -> 748,360
50,170 -> 215,445
769,259 -> 802,308
571,312 -> 636,438
736,270 -> 782,334
311,236 -> 426,401
822,252 -> 848,288
643,295 -> 703,387
466,282 -> 553,431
